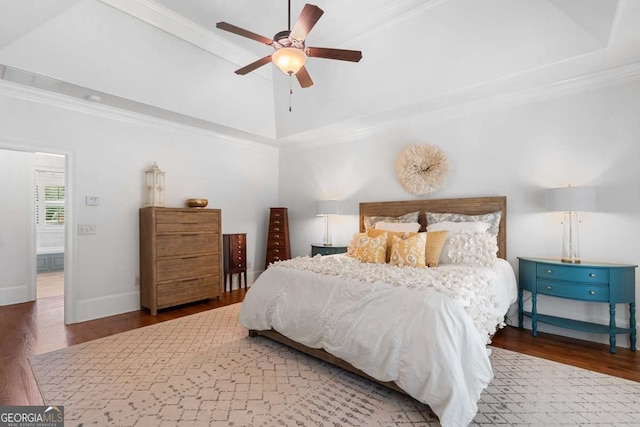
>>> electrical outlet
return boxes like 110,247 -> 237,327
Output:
135,276 -> 140,286
78,224 -> 96,235
85,196 -> 100,206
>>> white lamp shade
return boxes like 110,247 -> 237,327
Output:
316,200 -> 340,216
546,186 -> 596,212
272,47 -> 307,75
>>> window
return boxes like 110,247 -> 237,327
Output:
35,171 -> 65,228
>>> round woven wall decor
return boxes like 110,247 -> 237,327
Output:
396,144 -> 449,195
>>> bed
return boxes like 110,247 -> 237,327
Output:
239,196 -> 517,427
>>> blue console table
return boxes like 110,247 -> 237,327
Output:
518,257 -> 637,353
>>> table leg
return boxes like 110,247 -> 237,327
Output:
518,288 -> 524,328
630,302 -> 636,351
531,293 -> 537,337
609,303 -> 617,354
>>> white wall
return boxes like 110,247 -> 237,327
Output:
0,81 -> 279,323
279,79 -> 640,347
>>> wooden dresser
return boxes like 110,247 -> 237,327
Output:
139,207 -> 222,315
223,233 -> 247,291
265,207 -> 291,268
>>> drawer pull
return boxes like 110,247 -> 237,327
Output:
274,227 -> 280,231
546,286 -> 552,290
274,256 -> 280,260
274,249 -> 280,253
274,220 -> 281,224
589,273 -> 596,278
589,290 -> 596,295
274,235 -> 280,239
182,255 -> 199,260
546,269 -> 552,274
275,242 -> 280,246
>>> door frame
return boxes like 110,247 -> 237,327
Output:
0,139 -> 76,324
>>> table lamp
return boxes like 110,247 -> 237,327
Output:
316,200 -> 340,246
546,185 -> 596,263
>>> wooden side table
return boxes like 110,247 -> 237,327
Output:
223,233 -> 247,291
311,244 -> 348,256
518,257 -> 637,353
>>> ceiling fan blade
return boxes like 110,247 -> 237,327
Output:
295,66 -> 314,88
235,56 -> 272,75
290,4 -> 324,41
306,47 -> 362,62
216,22 -> 274,46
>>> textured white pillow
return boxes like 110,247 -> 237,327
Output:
447,231 -> 498,267
426,221 -> 491,264
374,221 -> 421,233
426,221 -> 490,233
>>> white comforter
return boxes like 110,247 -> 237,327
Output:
239,255 -> 517,427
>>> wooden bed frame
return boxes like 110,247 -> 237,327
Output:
249,196 -> 507,395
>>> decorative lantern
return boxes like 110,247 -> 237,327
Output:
144,162 -> 165,207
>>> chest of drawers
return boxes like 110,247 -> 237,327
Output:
223,233 -> 247,291
139,207 -> 222,315
518,257 -> 637,353
265,207 -> 291,268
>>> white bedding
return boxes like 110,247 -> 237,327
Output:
239,255 -> 517,427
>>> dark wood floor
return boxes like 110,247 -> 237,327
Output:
1,290 -> 637,407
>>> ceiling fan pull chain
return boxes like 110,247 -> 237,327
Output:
289,75 -> 293,112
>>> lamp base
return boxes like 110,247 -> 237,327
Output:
561,257 -> 581,264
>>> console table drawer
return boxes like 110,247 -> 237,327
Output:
537,280 -> 609,302
536,264 -> 608,284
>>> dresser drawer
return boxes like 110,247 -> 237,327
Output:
156,210 -> 220,233
266,248 -> 286,263
537,280 -> 609,302
157,275 -> 218,307
156,233 -> 217,257
267,237 -> 287,248
156,254 -> 219,282
536,264 -> 608,284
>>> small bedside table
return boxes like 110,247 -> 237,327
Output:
518,257 -> 637,353
311,244 -> 348,256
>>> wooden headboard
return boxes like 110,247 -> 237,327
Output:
359,196 -> 507,259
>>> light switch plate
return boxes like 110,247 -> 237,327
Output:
78,224 -> 96,235
85,196 -> 99,206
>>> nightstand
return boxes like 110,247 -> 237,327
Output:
518,257 -> 637,353
311,244 -> 348,256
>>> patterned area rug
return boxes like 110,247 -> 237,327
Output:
29,304 -> 640,426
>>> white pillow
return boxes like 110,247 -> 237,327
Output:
374,221 -> 421,233
426,221 -> 490,233
426,221 -> 491,264
447,231 -> 498,267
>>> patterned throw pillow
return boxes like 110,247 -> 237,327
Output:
425,211 -> 502,236
389,233 -> 427,268
363,211 -> 420,231
351,234 -> 388,264
425,230 -> 449,267
366,229 -> 409,262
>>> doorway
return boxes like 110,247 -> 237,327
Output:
34,165 -> 66,299
0,146 -> 71,321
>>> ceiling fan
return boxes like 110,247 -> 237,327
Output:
216,1 -> 362,88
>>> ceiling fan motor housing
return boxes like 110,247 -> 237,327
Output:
273,30 -> 305,50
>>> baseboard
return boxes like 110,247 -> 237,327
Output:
74,291 -> 140,323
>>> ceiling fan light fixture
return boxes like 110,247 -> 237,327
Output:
272,47 -> 307,75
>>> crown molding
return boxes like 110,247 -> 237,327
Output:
97,0 -> 272,81
0,79 -> 278,151
279,61 -> 640,151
